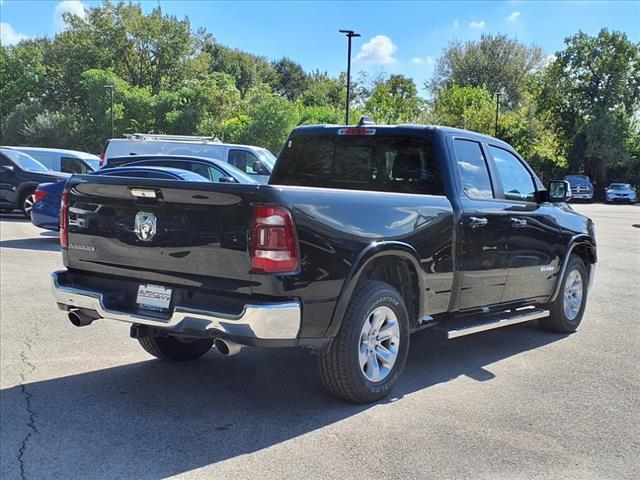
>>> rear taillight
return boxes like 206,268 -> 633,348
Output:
60,190 -> 69,248
99,151 -> 105,167
34,189 -> 48,202
251,205 -> 299,273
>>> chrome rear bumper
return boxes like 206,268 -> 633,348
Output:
51,270 -> 301,340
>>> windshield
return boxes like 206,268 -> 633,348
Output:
1,149 -> 51,172
609,184 -> 631,190
565,175 -> 590,183
225,163 -> 259,184
256,148 -> 276,171
82,158 -> 100,171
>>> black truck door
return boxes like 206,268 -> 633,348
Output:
487,145 -> 560,303
452,138 -> 509,310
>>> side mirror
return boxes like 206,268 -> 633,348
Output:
548,180 -> 571,202
253,160 -> 269,176
1,165 -> 15,174
218,176 -> 236,183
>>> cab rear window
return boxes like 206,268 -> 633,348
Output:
270,134 -> 443,195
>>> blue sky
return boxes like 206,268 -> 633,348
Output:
1,0 -> 639,92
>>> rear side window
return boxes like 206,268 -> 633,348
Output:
489,146 -> 536,202
453,139 -> 493,200
270,135 -> 443,195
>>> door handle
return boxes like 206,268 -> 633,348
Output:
468,216 -> 488,228
511,218 -> 527,227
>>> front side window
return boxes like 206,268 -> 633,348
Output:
61,157 -> 87,174
271,134 -> 443,195
229,150 -> 269,176
490,146 -> 536,202
453,139 -> 493,200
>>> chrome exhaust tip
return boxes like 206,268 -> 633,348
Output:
214,338 -> 243,356
68,310 -> 95,327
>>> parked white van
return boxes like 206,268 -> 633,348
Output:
102,134 -> 276,183
7,147 -> 99,174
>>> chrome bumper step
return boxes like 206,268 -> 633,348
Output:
435,307 -> 549,339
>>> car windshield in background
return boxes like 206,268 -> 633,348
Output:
565,175 -> 590,183
1,149 -> 51,172
256,148 -> 276,171
609,184 -> 631,190
271,134 -> 443,195
83,158 -> 100,171
225,163 -> 258,184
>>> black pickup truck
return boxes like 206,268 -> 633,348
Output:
52,119 -> 596,403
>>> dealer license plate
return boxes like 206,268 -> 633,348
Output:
136,284 -> 172,311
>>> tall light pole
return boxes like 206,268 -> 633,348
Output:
494,90 -> 504,137
339,29 -> 360,125
104,85 -> 114,138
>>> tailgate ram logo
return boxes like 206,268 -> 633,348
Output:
134,212 -> 157,242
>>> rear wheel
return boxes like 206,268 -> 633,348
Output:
21,189 -> 36,218
539,255 -> 588,333
138,336 -> 213,361
318,281 -> 410,403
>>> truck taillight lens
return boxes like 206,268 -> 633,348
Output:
60,190 -> 69,248
99,151 -> 105,167
34,189 -> 48,202
251,205 -> 299,273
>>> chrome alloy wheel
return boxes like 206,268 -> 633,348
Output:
563,269 -> 584,321
358,306 -> 400,382
23,194 -> 35,215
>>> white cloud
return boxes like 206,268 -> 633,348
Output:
507,11 -> 521,22
411,56 -> 434,65
0,22 -> 29,45
54,1 -> 87,32
469,20 -> 486,29
355,35 -> 398,64
453,18 -> 460,29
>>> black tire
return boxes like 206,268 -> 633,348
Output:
318,281 -> 410,403
539,255 -> 588,333
20,189 -> 36,219
138,336 -> 213,361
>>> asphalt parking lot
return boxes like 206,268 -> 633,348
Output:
1,203 -> 638,480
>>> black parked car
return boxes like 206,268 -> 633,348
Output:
0,148 -> 70,217
52,119 -> 596,403
101,155 -> 258,184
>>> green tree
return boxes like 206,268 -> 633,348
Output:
431,84 -> 495,135
430,34 -> 543,107
364,74 -> 423,124
271,57 -> 309,101
539,29 -> 640,186
0,42 -> 47,118
242,96 -> 299,152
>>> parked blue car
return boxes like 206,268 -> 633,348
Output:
30,166 -> 211,231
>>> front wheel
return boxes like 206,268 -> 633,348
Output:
318,281 -> 410,403
539,255 -> 588,333
21,190 -> 36,218
138,336 -> 213,361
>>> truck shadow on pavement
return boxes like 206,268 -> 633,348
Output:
0,237 -> 60,252
1,323 -> 566,479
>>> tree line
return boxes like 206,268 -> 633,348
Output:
1,1 -> 639,188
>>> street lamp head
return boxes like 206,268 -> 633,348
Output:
339,29 -> 361,38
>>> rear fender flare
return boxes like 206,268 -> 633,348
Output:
325,241 -> 425,338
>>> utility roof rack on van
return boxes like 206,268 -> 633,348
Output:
123,133 -> 223,143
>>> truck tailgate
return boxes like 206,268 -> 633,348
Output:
64,176 -> 258,293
